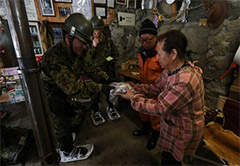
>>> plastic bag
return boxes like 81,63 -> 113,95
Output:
109,82 -> 136,105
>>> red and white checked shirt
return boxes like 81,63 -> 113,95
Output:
130,65 -> 205,161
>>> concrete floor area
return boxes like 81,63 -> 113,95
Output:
1,98 -> 162,165
2,96 -> 222,166
74,106 -> 162,165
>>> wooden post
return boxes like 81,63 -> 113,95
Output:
171,1 -> 177,18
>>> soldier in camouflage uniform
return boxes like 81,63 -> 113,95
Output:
89,16 -> 120,126
40,13 -> 111,163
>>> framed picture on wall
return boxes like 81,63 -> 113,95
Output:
94,5 -> 107,19
127,0 -> 136,8
116,0 -> 127,5
136,0 -> 142,9
52,27 -> 63,44
107,0 -> 115,8
93,0 -> 106,4
54,0 -> 72,2
58,7 -> 72,17
39,0 -> 55,16
28,22 -> 43,56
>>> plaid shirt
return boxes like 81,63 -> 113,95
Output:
130,65 -> 205,161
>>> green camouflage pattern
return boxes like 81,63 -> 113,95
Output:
89,34 -> 119,79
83,52 -> 109,83
41,41 -> 105,100
40,40 -> 108,151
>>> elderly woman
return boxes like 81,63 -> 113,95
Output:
119,30 -> 205,165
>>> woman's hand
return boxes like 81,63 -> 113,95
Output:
93,37 -> 100,47
93,30 -> 102,47
119,86 -> 134,100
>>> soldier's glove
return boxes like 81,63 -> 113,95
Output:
105,77 -> 116,84
102,84 -> 114,97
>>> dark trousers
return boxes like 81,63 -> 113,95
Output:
92,91 -> 113,113
48,93 -> 84,153
161,151 -> 182,166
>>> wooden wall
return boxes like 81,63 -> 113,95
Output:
34,1 -> 72,23
34,0 -> 115,24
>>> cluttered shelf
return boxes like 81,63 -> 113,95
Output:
0,67 -> 25,104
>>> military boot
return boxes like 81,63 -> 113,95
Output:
133,121 -> 151,136
146,129 -> 160,150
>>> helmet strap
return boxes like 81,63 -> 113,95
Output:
69,26 -> 75,54
69,35 -> 74,42
69,35 -> 75,55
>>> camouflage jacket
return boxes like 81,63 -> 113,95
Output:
40,41 -> 107,100
89,34 -> 119,79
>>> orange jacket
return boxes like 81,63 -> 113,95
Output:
137,46 -> 163,131
137,47 -> 163,84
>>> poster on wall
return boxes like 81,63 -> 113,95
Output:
118,12 -> 135,26
141,0 -> 157,9
107,0 -> 114,8
29,22 -> 43,56
55,0 -> 72,2
94,5 -> 107,18
94,0 -> 106,4
116,0 -> 127,5
0,0 -> 6,19
24,0 -> 38,21
0,0 -> 38,20
72,0 -> 92,19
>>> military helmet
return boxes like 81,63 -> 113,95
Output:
64,13 -> 93,43
90,16 -> 105,29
